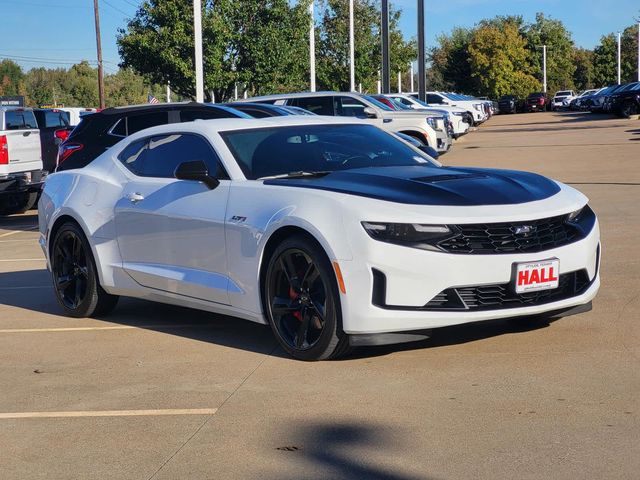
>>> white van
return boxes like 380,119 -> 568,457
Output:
0,107 -> 46,215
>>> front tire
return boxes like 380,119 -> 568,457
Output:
51,222 -> 119,318
263,235 -> 350,361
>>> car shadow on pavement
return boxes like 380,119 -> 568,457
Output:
0,212 -> 39,231
344,316 -> 553,360
0,268 -> 554,361
266,420 -> 431,480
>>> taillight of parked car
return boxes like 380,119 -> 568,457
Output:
54,128 -> 71,143
538,98 -> 545,105
57,142 -> 83,168
0,135 -> 8,164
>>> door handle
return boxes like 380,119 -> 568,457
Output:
126,192 -> 145,204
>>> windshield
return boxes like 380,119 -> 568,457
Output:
389,98 -> 412,110
556,91 -> 572,96
221,124 -> 437,180
500,95 -> 516,100
361,95 -> 394,111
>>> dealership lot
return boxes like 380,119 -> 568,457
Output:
0,112 -> 638,479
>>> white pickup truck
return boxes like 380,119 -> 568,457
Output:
0,107 -> 46,215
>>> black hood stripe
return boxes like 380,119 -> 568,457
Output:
263,166 -> 560,206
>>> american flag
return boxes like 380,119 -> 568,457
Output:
147,94 -> 159,104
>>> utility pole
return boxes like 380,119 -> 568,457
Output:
542,44 -> 547,93
417,0 -> 426,102
309,1 -> 316,92
381,0 -> 390,93
638,22 -> 640,82
93,0 -> 105,109
397,71 -> 401,93
166,82 -> 171,103
617,32 -> 622,84
193,0 -> 204,102
349,0 -> 355,92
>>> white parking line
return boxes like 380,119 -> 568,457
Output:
0,408 -> 217,419
0,259 -> 44,262
0,325 -> 210,333
0,226 -> 38,238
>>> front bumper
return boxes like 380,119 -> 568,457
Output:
0,170 -> 47,196
338,220 -> 600,335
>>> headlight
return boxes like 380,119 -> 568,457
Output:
566,205 -> 596,235
362,222 -> 454,251
426,117 -> 437,129
451,112 -> 464,117
473,103 -> 483,111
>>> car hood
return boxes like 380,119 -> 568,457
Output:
263,165 -> 561,206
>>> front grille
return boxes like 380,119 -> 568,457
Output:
438,212 -> 593,254
425,270 -> 592,311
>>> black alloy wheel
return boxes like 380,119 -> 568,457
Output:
264,235 -> 350,361
51,222 -> 118,317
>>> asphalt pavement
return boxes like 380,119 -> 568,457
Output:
0,111 -> 638,479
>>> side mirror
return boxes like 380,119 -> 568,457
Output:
419,145 -> 439,159
362,106 -> 378,119
174,160 -> 219,189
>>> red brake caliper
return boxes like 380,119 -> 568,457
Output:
289,285 -> 302,321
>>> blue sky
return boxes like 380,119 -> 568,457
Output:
1,0 -> 638,72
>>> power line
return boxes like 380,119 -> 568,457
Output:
102,0 -> 133,17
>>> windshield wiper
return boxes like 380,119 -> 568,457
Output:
258,171 -> 332,180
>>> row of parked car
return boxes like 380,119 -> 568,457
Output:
0,90 -> 494,215
497,82 -> 640,118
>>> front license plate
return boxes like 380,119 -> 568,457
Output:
515,259 -> 559,294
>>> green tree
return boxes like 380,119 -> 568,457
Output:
523,13 -> 576,94
428,27 -> 474,93
118,0 -> 311,101
620,23 -> 639,84
572,47 -> 594,90
468,19 -> 539,98
317,0 -> 380,92
593,33 -> 617,86
0,60 -> 25,96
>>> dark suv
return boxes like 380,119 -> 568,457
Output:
608,82 -> 640,117
56,102 -> 247,171
525,92 -> 548,112
497,95 -> 522,114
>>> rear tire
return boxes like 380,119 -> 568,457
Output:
0,192 -> 37,216
51,222 -> 119,318
263,234 -> 350,361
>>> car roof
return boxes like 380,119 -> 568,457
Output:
99,101 -> 227,115
238,91 -> 353,102
121,115 -> 365,143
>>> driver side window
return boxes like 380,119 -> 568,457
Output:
336,96 -> 368,118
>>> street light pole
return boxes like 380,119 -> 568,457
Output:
617,31 -> 621,84
309,1 -> 316,92
193,0 -> 204,102
381,0 -> 390,93
349,0 -> 355,92
638,22 -> 640,82
410,62 -> 414,93
542,44 -> 547,93
417,0 -> 426,102
93,0 -> 105,109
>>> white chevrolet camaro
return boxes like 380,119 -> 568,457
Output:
38,117 -> 600,360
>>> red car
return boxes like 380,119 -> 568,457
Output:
525,92 -> 548,112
